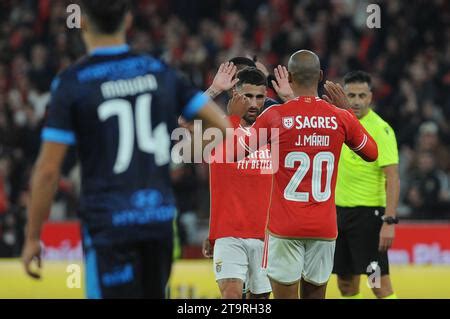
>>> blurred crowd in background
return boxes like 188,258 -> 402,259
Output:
0,0 -> 450,254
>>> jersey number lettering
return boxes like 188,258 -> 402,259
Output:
284,151 -> 335,202
98,94 -> 170,174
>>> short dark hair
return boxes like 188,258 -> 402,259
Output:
229,57 -> 256,69
80,0 -> 130,34
236,67 -> 267,87
343,70 -> 372,88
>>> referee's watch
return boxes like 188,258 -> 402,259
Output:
381,216 -> 399,225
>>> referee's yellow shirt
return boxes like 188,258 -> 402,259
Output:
336,109 -> 399,207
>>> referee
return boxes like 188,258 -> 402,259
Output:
333,71 -> 399,299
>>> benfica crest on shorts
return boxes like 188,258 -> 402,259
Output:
282,117 -> 294,129
215,261 -> 222,273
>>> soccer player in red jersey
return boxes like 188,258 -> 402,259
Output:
204,67 -> 273,299
205,57 -> 281,110
229,50 -> 378,299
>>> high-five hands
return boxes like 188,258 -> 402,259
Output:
272,65 -> 295,102
207,62 -> 240,98
323,80 -> 351,110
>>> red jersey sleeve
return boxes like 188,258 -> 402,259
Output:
342,110 -> 378,162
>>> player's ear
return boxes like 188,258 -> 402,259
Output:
368,90 -> 373,105
319,70 -> 324,83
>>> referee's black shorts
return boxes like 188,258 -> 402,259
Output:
332,206 -> 390,276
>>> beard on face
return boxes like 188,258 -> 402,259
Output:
243,106 -> 262,124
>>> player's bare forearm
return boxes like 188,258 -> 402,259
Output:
205,86 -> 222,99
178,101 -> 232,162
379,164 -> 399,251
177,103 -> 231,163
383,164 -> 400,217
27,165 -> 60,240
26,142 -> 68,240
196,101 -> 231,142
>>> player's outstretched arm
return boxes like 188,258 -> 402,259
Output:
326,81 -> 378,161
196,100 -> 232,137
22,142 -> 68,279
176,99 -> 231,164
205,62 -> 240,99
356,131 -> 378,162
346,121 -> 378,162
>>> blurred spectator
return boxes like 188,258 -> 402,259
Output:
405,152 -> 450,219
415,122 -> 450,172
0,157 -> 10,215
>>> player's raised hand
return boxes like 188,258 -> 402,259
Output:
208,62 -> 240,98
202,239 -> 213,258
272,65 -> 295,102
227,91 -> 249,118
22,238 -> 42,279
323,80 -> 351,110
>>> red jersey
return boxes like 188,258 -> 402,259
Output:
232,96 -> 378,240
208,118 -> 273,242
